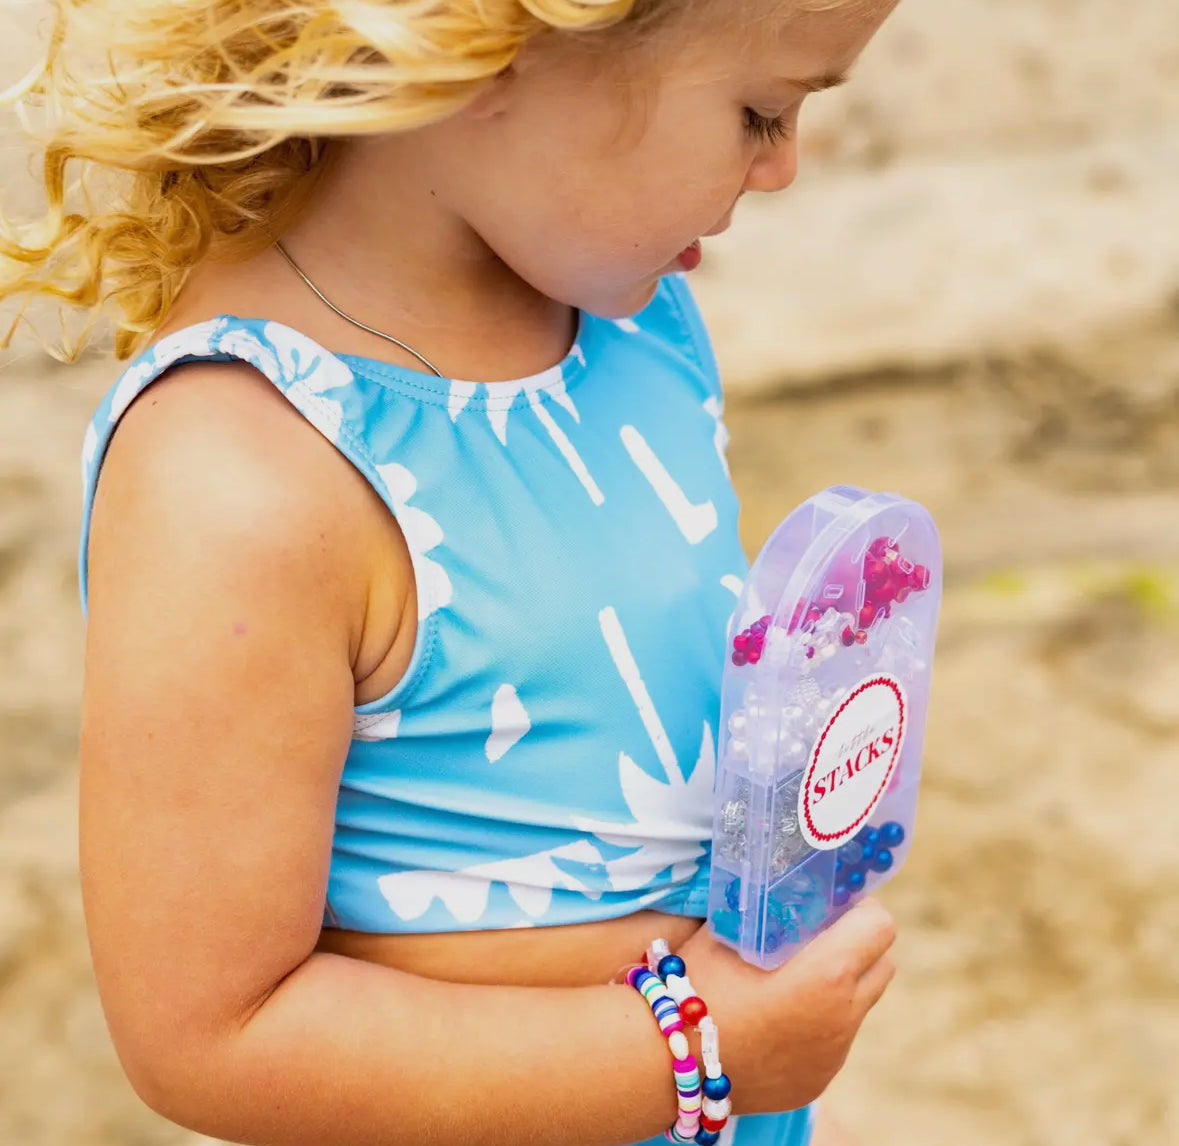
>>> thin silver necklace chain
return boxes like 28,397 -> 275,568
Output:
273,239 -> 445,378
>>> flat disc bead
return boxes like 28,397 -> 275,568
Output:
641,978 -> 668,1002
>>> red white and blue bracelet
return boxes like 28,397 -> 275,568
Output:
621,939 -> 733,1145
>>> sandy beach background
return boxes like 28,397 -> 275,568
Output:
2,2 -> 1178,1144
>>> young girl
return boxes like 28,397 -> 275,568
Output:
2,1 -> 901,1143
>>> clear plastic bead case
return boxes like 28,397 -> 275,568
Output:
707,486 -> 942,970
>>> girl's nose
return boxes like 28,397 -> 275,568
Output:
743,139 -> 800,195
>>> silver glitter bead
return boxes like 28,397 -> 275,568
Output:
721,798 -> 746,834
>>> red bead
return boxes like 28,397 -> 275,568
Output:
747,648 -> 761,664
840,625 -> 856,647
894,585 -> 911,604
734,633 -> 749,651
732,650 -> 748,666
858,605 -> 877,628
700,1115 -> 727,1132
854,630 -> 868,645
911,564 -> 931,591
680,996 -> 708,1025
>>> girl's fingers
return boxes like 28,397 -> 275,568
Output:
853,953 -> 896,1012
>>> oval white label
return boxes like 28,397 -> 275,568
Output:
798,674 -> 908,849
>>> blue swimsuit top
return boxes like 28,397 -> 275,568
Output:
78,273 -> 750,934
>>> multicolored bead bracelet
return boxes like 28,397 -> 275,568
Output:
622,940 -> 734,1146
646,940 -> 733,1145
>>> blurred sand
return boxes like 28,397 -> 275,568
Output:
2,1 -> 1179,1145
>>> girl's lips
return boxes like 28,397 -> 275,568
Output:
676,239 -> 703,271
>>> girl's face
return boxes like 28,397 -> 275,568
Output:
419,0 -> 901,318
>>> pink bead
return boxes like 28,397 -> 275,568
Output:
672,1056 -> 697,1072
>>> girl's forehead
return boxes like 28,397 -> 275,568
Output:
659,0 -> 899,76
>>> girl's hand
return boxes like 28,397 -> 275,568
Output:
678,898 -> 897,1114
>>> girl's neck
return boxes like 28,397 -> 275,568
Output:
167,136 -> 577,382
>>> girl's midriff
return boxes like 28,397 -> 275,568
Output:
315,910 -> 704,988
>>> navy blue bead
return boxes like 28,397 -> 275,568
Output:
881,821 -> 906,848
838,842 -> 865,866
703,1074 -> 732,1100
847,869 -> 866,893
657,954 -> 686,980
859,845 -> 877,868
725,878 -> 741,911
870,848 -> 894,873
835,857 -> 845,875
696,1131 -> 721,1146
856,826 -> 881,848
832,882 -> 850,907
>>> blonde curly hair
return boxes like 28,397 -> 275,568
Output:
0,0 -> 855,361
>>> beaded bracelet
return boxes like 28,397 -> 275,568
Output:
625,964 -> 702,1142
645,941 -> 733,1146
622,940 -> 733,1146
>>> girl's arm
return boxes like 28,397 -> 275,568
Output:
80,363 -> 678,1146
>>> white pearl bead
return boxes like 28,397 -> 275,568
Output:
727,710 -> 748,737
702,1096 -> 733,1120
668,1032 -> 690,1059
728,737 -> 749,763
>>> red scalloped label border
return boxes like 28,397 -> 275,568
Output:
799,674 -> 908,849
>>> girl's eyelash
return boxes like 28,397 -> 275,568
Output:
743,108 -> 794,145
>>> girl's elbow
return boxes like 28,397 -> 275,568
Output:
112,1028 -> 231,1137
